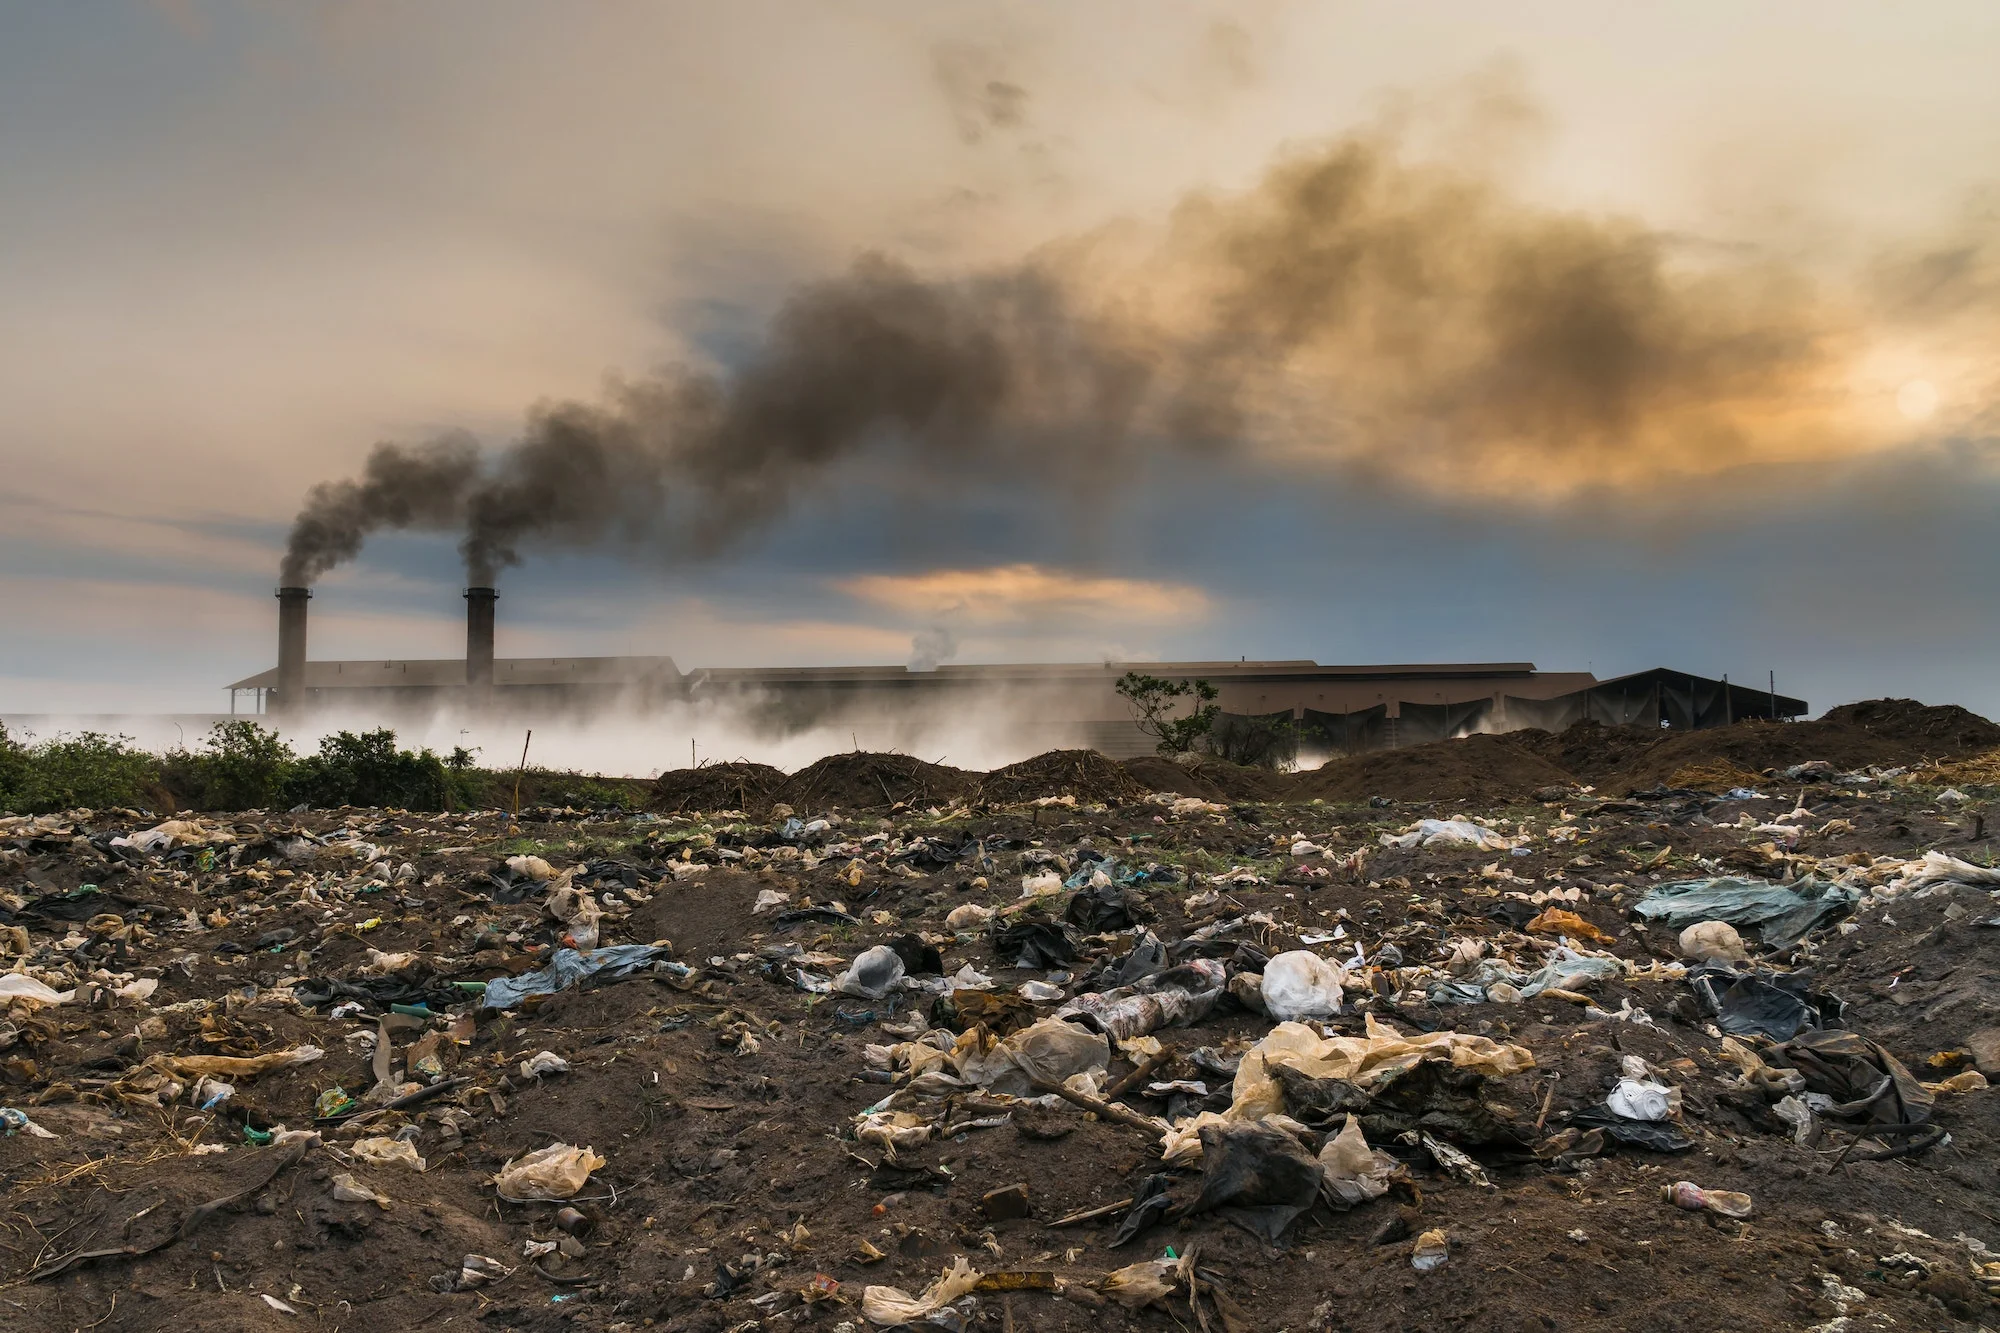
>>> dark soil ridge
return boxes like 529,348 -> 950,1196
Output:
644,699 -> 2000,811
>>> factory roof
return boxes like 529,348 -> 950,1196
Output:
227,656 -> 682,690
231,657 -> 1582,690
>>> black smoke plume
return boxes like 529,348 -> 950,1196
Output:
280,434 -> 480,585
282,118 -> 1974,586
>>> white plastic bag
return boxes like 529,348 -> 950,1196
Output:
1677,920 -> 1748,965
835,945 -> 905,998
945,903 -> 992,930
1261,950 -> 1346,1022
1607,1077 -> 1676,1121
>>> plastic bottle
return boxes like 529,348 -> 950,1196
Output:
1662,1181 -> 1753,1218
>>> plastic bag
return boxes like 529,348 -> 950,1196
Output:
1184,1120 -> 1324,1241
544,876 -> 602,949
480,944 -> 672,1009
1260,950 -> 1346,1022
353,1136 -> 427,1171
1102,1256 -> 1184,1309
835,945 -> 905,998
1319,1113 -> 1396,1208
0,974 -> 67,1005
506,854 -> 555,882
955,1017 -> 1108,1096
1606,1077 -> 1676,1121
1678,920 -> 1749,964
164,1045 -> 324,1079
330,1172 -> 390,1208
493,1143 -> 605,1202
945,903 -> 992,931
1380,819 -> 1513,851
1227,1017 -> 1535,1125
860,1255 -> 982,1325
1633,877 -> 1858,948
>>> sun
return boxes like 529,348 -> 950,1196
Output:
1896,378 -> 1940,422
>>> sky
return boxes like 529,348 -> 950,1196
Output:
3,1 -> 2000,724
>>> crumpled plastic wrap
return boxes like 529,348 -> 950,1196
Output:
860,1255 -> 982,1325
492,1143 -> 605,1202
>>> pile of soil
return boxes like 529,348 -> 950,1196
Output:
1120,755 -> 1231,800
648,761 -> 785,814
1610,719 -> 1913,792
1506,719 -> 1665,784
771,751 -> 973,812
1296,731 -> 1576,805
1119,754 -> 1300,802
976,748 -> 1150,805
1819,697 -> 2000,755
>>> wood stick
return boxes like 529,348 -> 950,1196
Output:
1031,1079 -> 1163,1137
513,729 -> 533,818
1105,1047 -> 1177,1101
1048,1197 -> 1136,1228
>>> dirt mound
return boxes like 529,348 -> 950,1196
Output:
977,748 -> 1149,805
1505,720 -> 1664,784
649,760 -> 786,813
1818,698 -> 2000,755
1121,755 -> 1228,799
1611,719 -> 1912,792
1297,731 -> 1577,805
772,751 -> 972,812
1119,755 -> 1300,802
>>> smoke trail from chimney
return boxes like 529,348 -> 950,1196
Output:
280,433 -> 481,585
280,110 -> 1990,587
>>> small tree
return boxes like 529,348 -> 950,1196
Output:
194,721 -> 297,809
284,729 -> 451,810
1116,672 -> 1221,755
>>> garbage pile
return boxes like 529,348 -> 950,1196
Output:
2,720 -> 2000,1329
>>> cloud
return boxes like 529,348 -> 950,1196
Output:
835,563 -> 1207,623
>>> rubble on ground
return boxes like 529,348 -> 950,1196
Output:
3,704 -> 2000,1329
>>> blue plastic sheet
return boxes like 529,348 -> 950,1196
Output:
1633,877 -> 1858,948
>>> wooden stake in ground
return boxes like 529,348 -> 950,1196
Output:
513,729 -> 533,817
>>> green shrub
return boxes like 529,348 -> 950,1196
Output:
160,721 -> 300,810
0,727 -> 160,814
283,728 -> 452,810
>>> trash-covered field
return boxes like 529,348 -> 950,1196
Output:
4,704 -> 2000,1331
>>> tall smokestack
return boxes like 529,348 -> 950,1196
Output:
275,586 -> 310,714
465,586 -> 497,699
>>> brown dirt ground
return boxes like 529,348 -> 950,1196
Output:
8,706 -> 2000,1331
